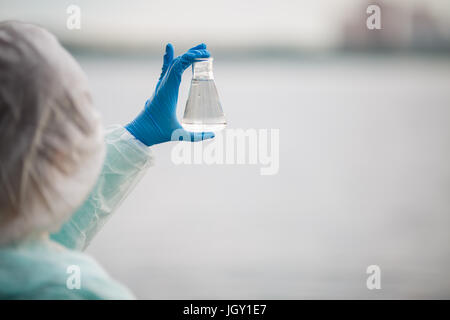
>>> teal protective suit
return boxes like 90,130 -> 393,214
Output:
0,126 -> 153,299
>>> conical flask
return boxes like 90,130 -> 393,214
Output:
181,58 -> 226,132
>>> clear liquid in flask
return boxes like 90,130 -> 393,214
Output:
181,58 -> 226,132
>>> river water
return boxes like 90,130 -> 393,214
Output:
80,54 -> 450,299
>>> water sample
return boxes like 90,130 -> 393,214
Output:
181,58 -> 226,132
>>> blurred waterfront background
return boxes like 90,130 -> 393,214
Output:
1,0 -> 450,299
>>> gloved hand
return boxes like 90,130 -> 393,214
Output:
125,43 -> 215,146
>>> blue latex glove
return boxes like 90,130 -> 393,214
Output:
125,43 -> 215,146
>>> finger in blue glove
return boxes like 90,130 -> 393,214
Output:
126,43 -> 215,146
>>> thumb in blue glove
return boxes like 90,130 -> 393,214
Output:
125,43 -> 215,146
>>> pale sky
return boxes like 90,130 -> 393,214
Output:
1,0 -> 449,50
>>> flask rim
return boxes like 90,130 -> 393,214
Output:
193,57 -> 213,62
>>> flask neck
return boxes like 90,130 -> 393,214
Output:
192,58 -> 214,80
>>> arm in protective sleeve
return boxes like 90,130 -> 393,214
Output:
50,125 -> 154,251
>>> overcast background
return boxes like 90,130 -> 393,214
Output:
1,0 -> 450,299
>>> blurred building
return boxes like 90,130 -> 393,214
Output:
341,1 -> 450,52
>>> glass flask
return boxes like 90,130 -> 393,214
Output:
181,58 -> 226,132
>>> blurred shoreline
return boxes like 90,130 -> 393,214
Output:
67,43 -> 450,62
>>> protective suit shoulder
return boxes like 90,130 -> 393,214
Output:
0,238 -> 135,300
